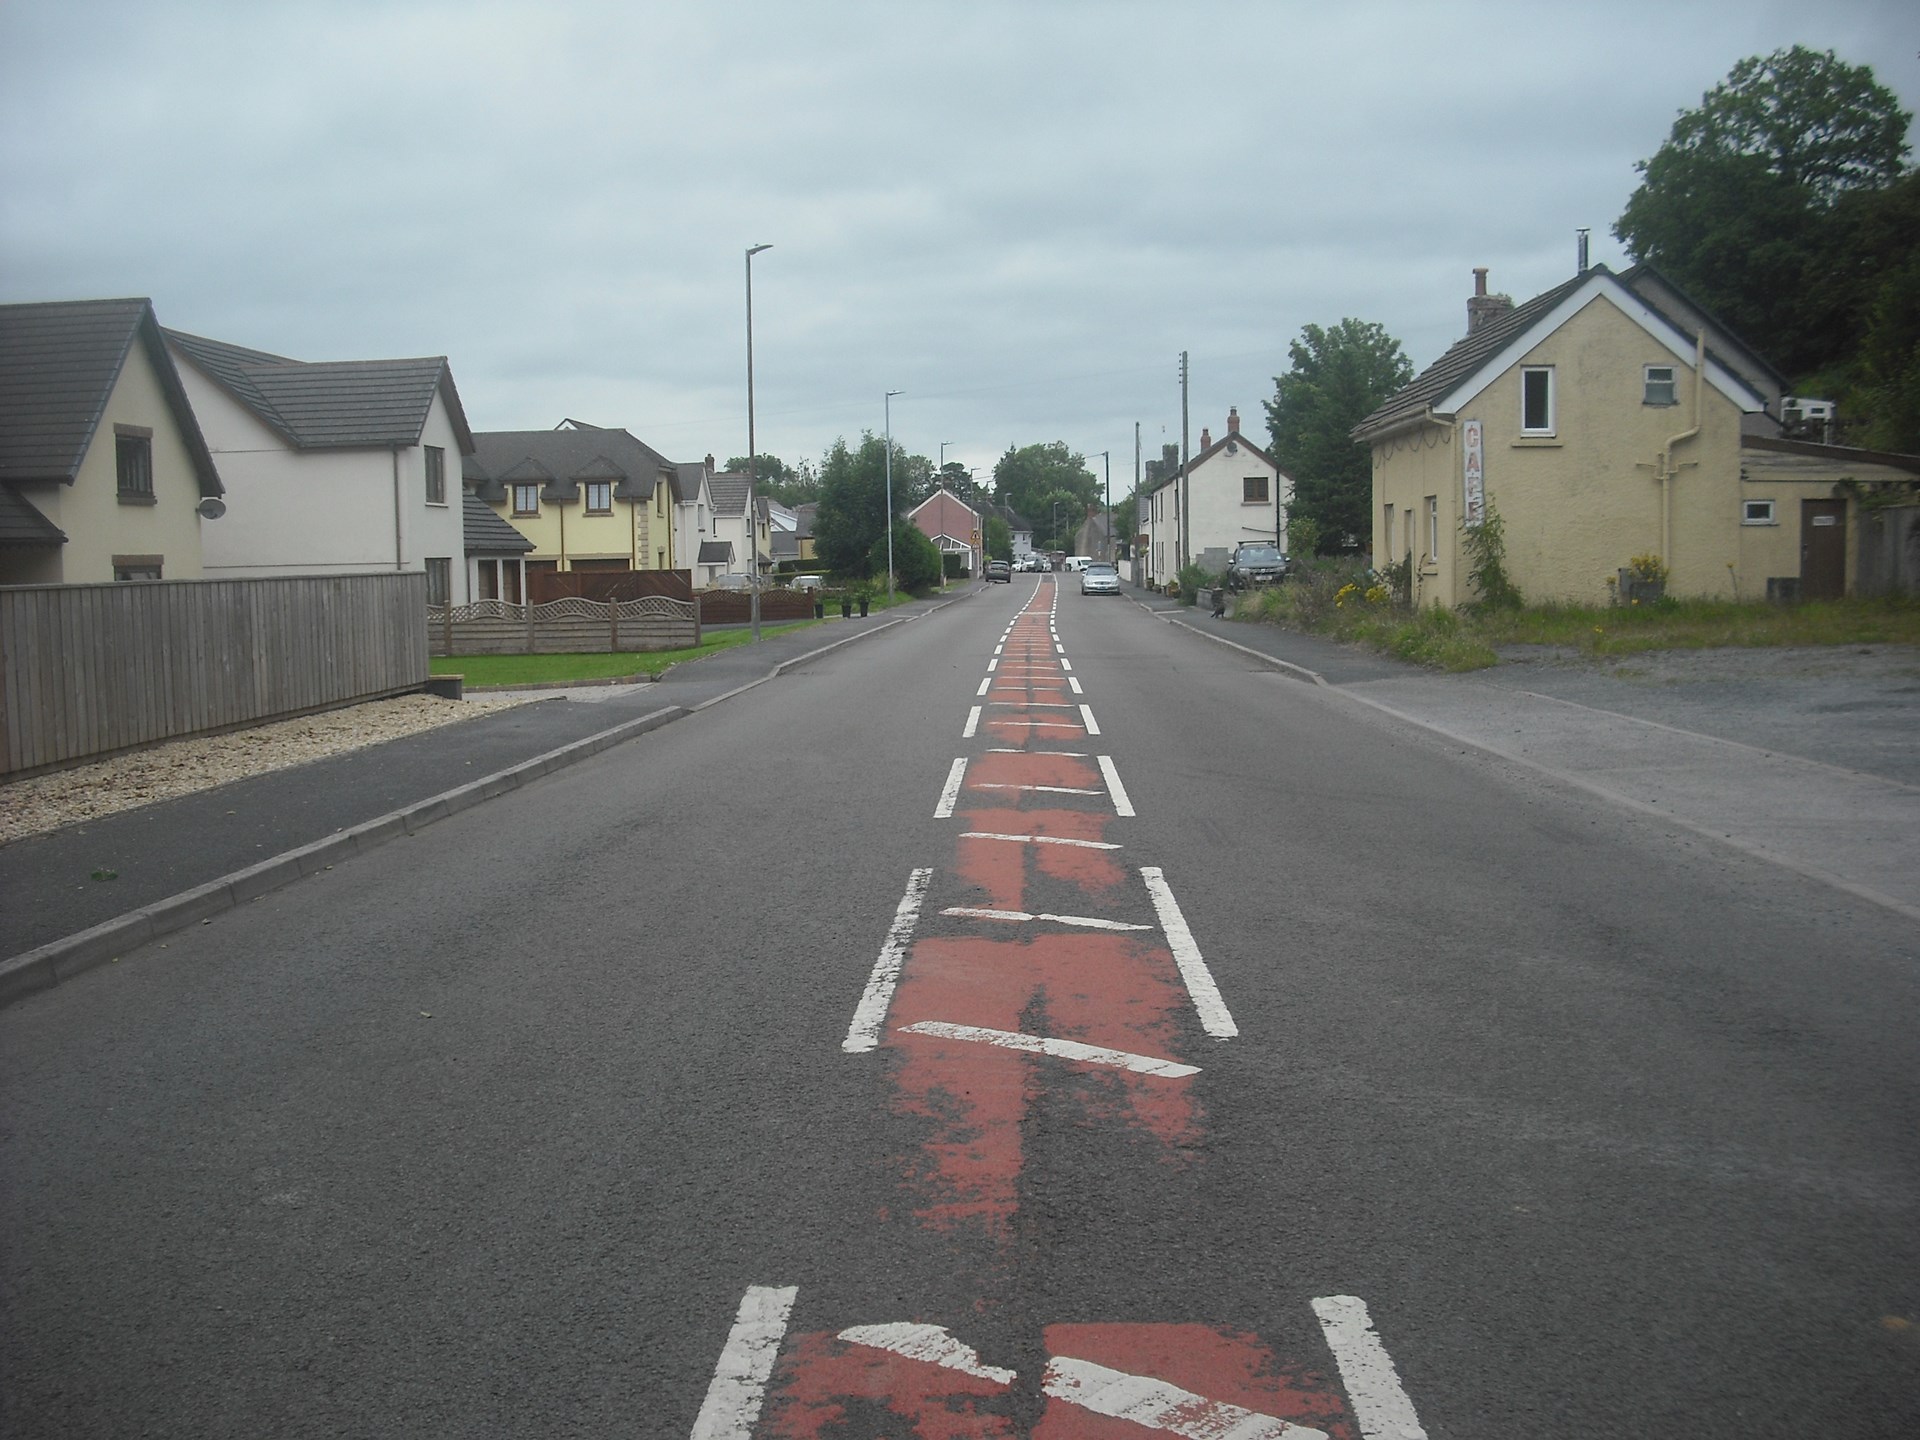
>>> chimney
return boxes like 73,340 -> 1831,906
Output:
1577,227 -> 1591,275
705,453 -> 715,470
1466,268 -> 1514,334
1199,426 -> 1212,450
1227,406 -> 1240,435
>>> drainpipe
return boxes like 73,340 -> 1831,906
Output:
391,447 -> 405,569
1658,332 -> 1707,565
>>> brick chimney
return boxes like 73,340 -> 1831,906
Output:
704,453 -> 715,470
1199,426 -> 1212,450
1227,406 -> 1240,435
1467,268 -> 1514,333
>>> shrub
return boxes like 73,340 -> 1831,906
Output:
1461,499 -> 1523,610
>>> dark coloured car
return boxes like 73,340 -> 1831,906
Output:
1225,542 -> 1290,589
986,560 -> 1012,583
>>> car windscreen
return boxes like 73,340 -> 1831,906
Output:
1236,547 -> 1282,564
1085,564 -> 1116,575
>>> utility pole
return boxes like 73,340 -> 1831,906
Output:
1132,421 -> 1141,586
1179,351 -> 1191,573
745,243 -> 772,641
884,390 -> 903,601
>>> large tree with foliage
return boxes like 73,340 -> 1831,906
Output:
1615,46 -> 1913,381
992,442 -> 1097,551
812,433 -> 917,578
726,454 -> 820,507
1265,319 -> 1411,553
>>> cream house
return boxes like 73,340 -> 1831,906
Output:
166,328 -> 473,603
1140,407 -> 1287,589
0,298 -> 224,585
1351,263 -> 1876,606
467,421 -> 685,581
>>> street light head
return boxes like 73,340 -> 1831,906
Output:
747,243 -> 772,257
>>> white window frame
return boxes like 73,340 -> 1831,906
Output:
1520,366 -> 1555,436
1742,498 -> 1777,526
1425,496 -> 1439,561
1643,365 -> 1677,407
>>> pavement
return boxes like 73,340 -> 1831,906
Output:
6,580 -> 1918,1007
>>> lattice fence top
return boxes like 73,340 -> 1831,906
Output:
430,595 -> 697,625
614,596 -> 697,620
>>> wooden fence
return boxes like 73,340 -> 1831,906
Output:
529,569 -> 693,605
0,573 -> 427,777
1857,504 -> 1920,597
429,595 -> 700,657
697,588 -> 819,625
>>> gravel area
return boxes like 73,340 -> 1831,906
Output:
0,694 -> 534,846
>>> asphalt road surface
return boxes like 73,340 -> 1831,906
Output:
3,576 -> 1916,1437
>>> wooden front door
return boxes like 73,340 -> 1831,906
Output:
1800,499 -> 1846,600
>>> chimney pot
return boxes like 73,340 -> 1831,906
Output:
1199,427 -> 1212,450
705,453 -> 715,470
1473,267 -> 1488,297
1227,406 -> 1240,434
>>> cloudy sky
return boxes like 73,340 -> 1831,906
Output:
4,1 -> 1916,491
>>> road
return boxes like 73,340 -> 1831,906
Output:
3,575 -> 1917,1437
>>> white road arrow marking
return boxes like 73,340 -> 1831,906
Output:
1042,1355 -> 1326,1439
837,1323 -> 1016,1385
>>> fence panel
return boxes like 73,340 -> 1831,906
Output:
428,594 -> 699,657
0,573 -> 426,776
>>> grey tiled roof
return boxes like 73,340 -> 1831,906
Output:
794,502 -> 817,538
709,472 -> 750,516
697,539 -> 733,564
468,425 -> 678,507
0,484 -> 66,546
462,491 -> 534,555
166,328 -> 474,453
1354,270 -> 1594,440
0,298 -> 221,494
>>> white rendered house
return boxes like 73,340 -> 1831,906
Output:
1141,407 -> 1288,588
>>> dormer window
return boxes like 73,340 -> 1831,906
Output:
584,481 -> 612,514
1520,366 -> 1555,435
512,484 -> 539,517
1644,365 -> 1677,406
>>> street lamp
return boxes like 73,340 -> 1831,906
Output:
1095,450 -> 1111,561
1052,500 -> 1064,559
745,243 -> 772,641
884,390 -> 903,601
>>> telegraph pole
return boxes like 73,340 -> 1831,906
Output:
1178,351 -> 1191,572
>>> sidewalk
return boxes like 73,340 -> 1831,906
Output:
1135,589 -> 1920,921
0,599 -> 957,1001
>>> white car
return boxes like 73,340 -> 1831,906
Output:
1079,562 -> 1120,595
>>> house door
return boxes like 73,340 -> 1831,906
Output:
1800,499 -> 1846,600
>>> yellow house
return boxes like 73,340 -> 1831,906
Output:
467,421 -> 685,581
1354,264 -> 1883,606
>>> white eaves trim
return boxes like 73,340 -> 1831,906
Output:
1433,273 -> 1769,419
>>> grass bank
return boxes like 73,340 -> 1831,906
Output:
1229,565 -> 1920,672
429,620 -> 817,687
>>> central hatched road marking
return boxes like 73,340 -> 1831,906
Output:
898,1020 -> 1200,1078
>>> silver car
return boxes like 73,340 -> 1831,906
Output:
1079,562 -> 1120,596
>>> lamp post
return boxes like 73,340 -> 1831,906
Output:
884,390 -> 903,601
1095,450 -> 1110,561
745,243 -> 772,641
1052,500 -> 1064,561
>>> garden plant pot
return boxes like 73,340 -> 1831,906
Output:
858,597 -> 870,617
813,599 -> 824,619
840,597 -> 852,618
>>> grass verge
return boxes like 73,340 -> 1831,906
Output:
430,621 -> 817,686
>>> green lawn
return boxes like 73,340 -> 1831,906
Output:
430,621 -> 817,687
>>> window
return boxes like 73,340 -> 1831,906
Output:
1426,496 -> 1439,560
503,563 -> 522,604
585,481 -> 612,514
425,557 -> 451,606
477,559 -> 499,600
1644,366 -> 1677,407
512,484 -> 539,517
698,502 -> 707,532
115,426 -> 153,502
1521,366 -> 1554,435
1382,505 -> 1395,560
1243,475 -> 1269,504
112,554 -> 162,581
1742,499 -> 1777,525
425,445 -> 446,504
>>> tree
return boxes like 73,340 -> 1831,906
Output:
992,442 -> 1096,551
983,513 -> 1012,562
1264,319 -> 1411,553
812,433 -> 915,577
1615,47 -> 1913,379
725,454 -> 820,507
867,518 -> 943,591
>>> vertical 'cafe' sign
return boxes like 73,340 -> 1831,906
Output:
1462,418 -> 1485,528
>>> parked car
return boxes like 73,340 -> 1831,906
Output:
985,560 -> 1012,583
1225,542 -> 1290,589
1079,561 -> 1121,596
789,574 -> 823,591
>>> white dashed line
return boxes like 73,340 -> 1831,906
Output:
843,868 -> 933,1053
976,677 -> 991,696
1069,676 -> 1084,694
1060,658 -> 1073,671
935,759 -> 969,818
960,831 -> 1121,850
970,783 -> 1102,795
1140,867 -> 1236,1039
941,906 -> 1150,932
963,706 -> 981,738
1097,755 -> 1135,817
689,1284 -> 798,1440
1310,1296 -> 1430,1440
1079,704 -> 1101,735
898,1021 -> 1199,1077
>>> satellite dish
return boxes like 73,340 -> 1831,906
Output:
196,496 -> 227,520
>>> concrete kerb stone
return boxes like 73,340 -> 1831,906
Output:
1142,603 -> 1329,687
0,616 -> 922,1012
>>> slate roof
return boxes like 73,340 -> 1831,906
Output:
466,425 -> 678,506
166,328 -> 475,453
794,502 -> 817,538
462,491 -> 534,555
697,539 -> 733,564
1353,263 -> 1774,442
0,298 -> 221,494
1141,426 -> 1281,494
0,483 -> 66,547
709,472 -> 750,516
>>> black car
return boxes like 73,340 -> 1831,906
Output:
1225,542 -> 1290,589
